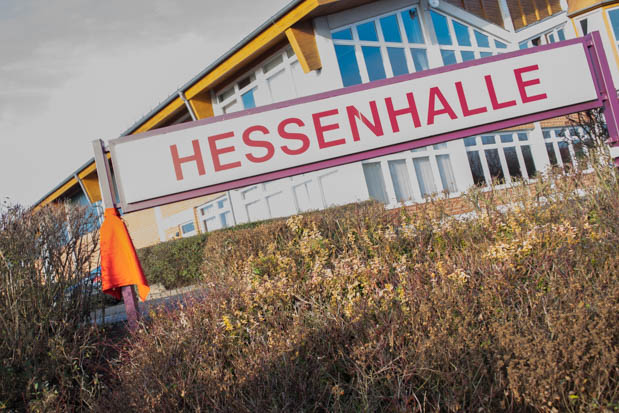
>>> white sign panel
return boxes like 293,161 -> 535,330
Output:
110,42 -> 597,206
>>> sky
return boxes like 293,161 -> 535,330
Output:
0,0 -> 291,206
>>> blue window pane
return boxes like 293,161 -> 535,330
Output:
495,40 -> 507,48
241,89 -> 256,109
332,28 -> 353,40
482,135 -> 496,144
357,21 -> 378,41
464,137 -> 477,146
362,46 -> 387,81
548,33 -> 555,43
431,11 -> 452,45
610,9 -> 619,41
411,48 -> 429,71
181,222 -> 195,234
480,51 -> 492,58
500,134 -> 514,143
380,15 -> 402,43
461,50 -> 475,61
519,41 -> 528,49
387,47 -> 409,76
474,30 -> 490,48
518,132 -> 528,141
453,20 -> 471,46
440,49 -> 457,66
334,44 -> 362,86
557,29 -> 565,41
401,9 -> 425,44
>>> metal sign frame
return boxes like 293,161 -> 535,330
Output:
99,32 -> 618,213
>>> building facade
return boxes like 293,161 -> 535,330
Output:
34,0 -> 619,249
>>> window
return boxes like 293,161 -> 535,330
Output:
430,10 -> 507,65
180,221 -> 196,237
542,128 -> 590,171
213,47 -> 301,115
199,195 -> 234,232
608,7 -> 619,52
331,7 -> 430,87
464,131 -> 537,186
362,143 -> 458,206
519,25 -> 566,49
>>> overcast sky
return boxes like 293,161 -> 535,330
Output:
0,0 -> 291,206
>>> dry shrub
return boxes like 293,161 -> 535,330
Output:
0,203 -> 106,411
106,164 -> 618,412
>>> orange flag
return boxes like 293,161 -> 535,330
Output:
100,208 -> 150,301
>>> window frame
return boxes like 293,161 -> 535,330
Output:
463,130 -> 538,187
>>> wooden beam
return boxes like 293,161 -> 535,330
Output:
132,97 -> 185,134
286,20 -> 322,73
189,93 -> 214,119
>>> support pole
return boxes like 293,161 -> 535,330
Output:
588,32 -> 619,167
92,139 -> 140,331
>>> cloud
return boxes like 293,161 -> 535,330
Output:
0,0 -> 292,205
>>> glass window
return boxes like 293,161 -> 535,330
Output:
387,47 -> 409,76
332,28 -> 353,40
332,6 -> 429,87
181,222 -> 195,234
437,154 -> 457,193
453,21 -> 471,46
401,9 -> 425,44
579,19 -> 588,35
363,163 -> 389,204
480,51 -> 492,58
334,44 -> 363,86
380,15 -> 402,42
546,143 -> 558,165
431,11 -> 452,45
388,160 -> 413,202
440,49 -> 457,65
413,157 -> 437,197
357,21 -> 379,42
609,8 -> 619,41
474,30 -> 489,48
241,89 -> 256,109
461,51 -> 475,61
485,149 -> 505,183
495,40 -> 507,49
362,46 -> 387,81
465,131 -> 538,186
411,48 -> 429,71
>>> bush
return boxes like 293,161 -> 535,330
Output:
0,203 -> 105,411
105,162 -> 618,412
137,233 -> 209,289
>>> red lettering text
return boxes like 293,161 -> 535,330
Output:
485,74 -> 517,110
169,140 -> 206,181
242,125 -> 274,163
427,86 -> 458,125
313,109 -> 346,149
455,81 -> 487,117
514,65 -> 547,103
346,101 -> 384,142
385,93 -> 421,133
208,132 -> 241,172
279,118 -> 310,155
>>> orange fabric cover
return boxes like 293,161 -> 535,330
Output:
100,208 -> 149,301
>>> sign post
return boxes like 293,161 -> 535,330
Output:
92,139 -> 144,331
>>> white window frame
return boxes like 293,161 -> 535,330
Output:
198,194 -> 234,232
542,127 -> 591,171
518,23 -> 568,48
212,46 -> 301,115
362,142 -> 460,208
428,9 -> 510,65
330,4 -> 433,83
180,220 -> 197,237
464,130 -> 539,187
